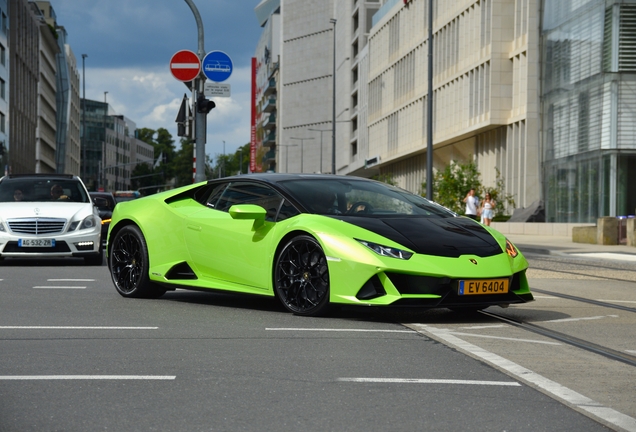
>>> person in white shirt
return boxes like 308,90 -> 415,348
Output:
463,188 -> 480,221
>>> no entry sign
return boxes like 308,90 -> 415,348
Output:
169,50 -> 201,82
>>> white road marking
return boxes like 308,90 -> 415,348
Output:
409,323 -> 636,432
570,252 -> 636,262
0,326 -> 158,330
542,315 -> 618,323
449,331 -> 561,345
596,299 -> 636,304
533,295 -> 559,299
266,328 -> 416,333
0,376 -> 175,380
47,279 -> 95,282
338,378 -> 520,386
457,325 -> 506,330
626,350 -> 636,355
33,286 -> 86,289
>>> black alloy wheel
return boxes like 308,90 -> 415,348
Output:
109,225 -> 166,299
274,235 -> 330,316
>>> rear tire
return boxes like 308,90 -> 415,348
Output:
109,225 -> 166,299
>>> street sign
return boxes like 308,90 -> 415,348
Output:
169,50 -> 201,82
202,51 -> 233,82
204,82 -> 231,98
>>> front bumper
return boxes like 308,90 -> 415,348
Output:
0,229 -> 101,258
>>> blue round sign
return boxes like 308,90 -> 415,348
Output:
202,51 -> 233,82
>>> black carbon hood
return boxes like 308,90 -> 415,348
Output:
331,215 -> 503,258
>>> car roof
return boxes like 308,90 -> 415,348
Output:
3,173 -> 77,180
217,173 -> 372,185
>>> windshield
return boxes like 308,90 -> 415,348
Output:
0,178 -> 90,203
280,178 -> 456,218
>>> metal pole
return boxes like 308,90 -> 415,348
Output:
308,128 -> 330,173
426,0 -> 434,200
222,140 -> 225,177
102,91 -> 108,190
81,54 -> 87,181
290,137 -> 314,173
239,147 -> 242,174
184,0 -> 207,183
330,18 -> 337,175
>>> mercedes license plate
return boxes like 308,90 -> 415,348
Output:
18,239 -> 55,247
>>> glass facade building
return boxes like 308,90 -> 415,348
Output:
542,0 -> 636,222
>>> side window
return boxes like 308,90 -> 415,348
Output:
277,199 -> 300,221
204,183 -> 230,209
214,182 -> 284,221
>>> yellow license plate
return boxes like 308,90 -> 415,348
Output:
459,279 -> 509,295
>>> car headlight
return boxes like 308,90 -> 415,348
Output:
0,221 -> 5,232
69,216 -> 98,231
505,239 -> 519,258
356,239 -> 413,260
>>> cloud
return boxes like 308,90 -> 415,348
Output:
83,65 -> 254,159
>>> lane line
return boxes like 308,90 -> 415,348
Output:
533,295 -> 559,299
596,299 -> 636,304
0,376 -> 175,380
33,286 -> 86,289
47,279 -> 95,282
457,325 -> 506,330
266,328 -> 416,333
0,326 -> 158,330
570,252 -> 636,262
542,315 -> 618,323
338,378 -> 520,386
449,331 -> 561,345
627,350 -> 636,355
408,323 -> 636,432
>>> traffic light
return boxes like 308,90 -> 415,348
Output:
197,95 -> 216,114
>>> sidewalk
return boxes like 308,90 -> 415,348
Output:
505,233 -> 636,262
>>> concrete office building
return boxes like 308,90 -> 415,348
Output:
31,1 -> 59,174
34,1 -> 80,176
253,0 -> 281,173
8,0 -> 39,174
353,0 -> 541,214
0,0 -> 8,175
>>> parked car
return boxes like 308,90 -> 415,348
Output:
113,190 -> 141,203
89,191 -> 117,247
0,174 -> 103,265
106,174 -> 533,316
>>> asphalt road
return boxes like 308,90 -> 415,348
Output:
0,255 -> 631,431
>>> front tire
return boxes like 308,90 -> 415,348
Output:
274,235 -> 330,316
109,225 -> 166,299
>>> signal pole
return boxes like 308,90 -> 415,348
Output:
184,0 -> 207,183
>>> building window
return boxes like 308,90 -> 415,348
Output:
0,112 -> 5,133
0,79 -> 4,100
1,12 -> 6,35
0,44 -> 5,66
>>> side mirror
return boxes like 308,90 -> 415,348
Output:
93,197 -> 108,208
228,204 -> 266,221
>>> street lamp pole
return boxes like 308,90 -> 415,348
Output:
330,18 -> 337,175
308,128 -> 330,173
278,144 -> 297,173
81,54 -> 87,181
102,91 -> 108,190
290,137 -> 314,173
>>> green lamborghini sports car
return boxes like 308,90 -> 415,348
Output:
106,174 -> 533,316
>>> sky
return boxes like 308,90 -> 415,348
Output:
52,0 -> 264,162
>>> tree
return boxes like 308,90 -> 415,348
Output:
421,159 -> 515,217
422,160 -> 482,215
